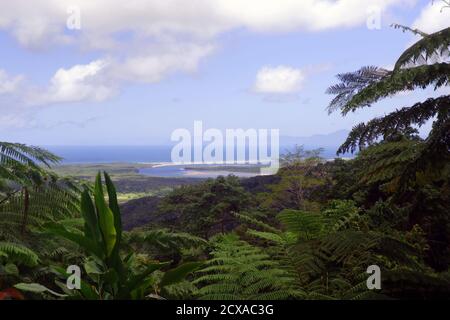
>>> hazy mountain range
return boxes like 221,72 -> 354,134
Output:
280,130 -> 350,148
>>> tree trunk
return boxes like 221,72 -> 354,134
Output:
21,187 -> 29,235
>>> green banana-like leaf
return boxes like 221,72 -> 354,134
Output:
159,262 -> 203,288
80,189 -> 102,243
45,222 -> 103,258
94,173 -> 117,257
103,172 -> 125,277
104,172 -> 122,243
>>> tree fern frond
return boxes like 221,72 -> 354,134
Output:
337,96 -> 449,154
326,66 -> 390,114
342,63 -> 450,114
129,228 -> 207,252
234,212 -> 281,234
393,26 -> 449,71
278,209 -> 325,240
0,242 -> 39,267
194,234 -> 295,300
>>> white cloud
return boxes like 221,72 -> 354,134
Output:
0,0 -> 409,49
0,0 -> 412,125
412,2 -> 450,33
111,43 -> 215,83
214,0 -> 406,32
0,70 -> 23,95
254,66 -> 305,94
0,0 -> 409,93
29,60 -> 115,105
26,43 -> 214,105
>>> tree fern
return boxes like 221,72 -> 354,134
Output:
237,205 -> 431,300
0,142 -> 61,186
0,176 -> 81,239
0,142 -> 82,242
194,234 -> 302,300
327,25 -> 449,147
326,25 -> 450,212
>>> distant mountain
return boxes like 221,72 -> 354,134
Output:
280,129 -> 350,148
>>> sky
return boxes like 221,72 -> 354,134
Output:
0,0 -> 449,146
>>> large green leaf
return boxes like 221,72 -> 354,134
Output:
14,283 -> 66,298
160,262 -> 203,288
94,173 -> 117,257
80,189 -> 102,243
104,172 -> 122,242
103,172 -> 125,276
45,222 -> 103,258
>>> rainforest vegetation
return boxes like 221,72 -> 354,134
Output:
0,25 -> 449,300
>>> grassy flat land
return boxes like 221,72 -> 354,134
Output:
52,162 -> 204,203
52,162 -> 155,179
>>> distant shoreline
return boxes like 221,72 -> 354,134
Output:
53,158 -> 354,180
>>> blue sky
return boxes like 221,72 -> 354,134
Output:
0,0 -> 448,145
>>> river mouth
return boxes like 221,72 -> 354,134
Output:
138,164 -> 261,178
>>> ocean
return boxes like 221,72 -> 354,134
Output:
45,145 -> 346,164
46,146 -> 173,164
